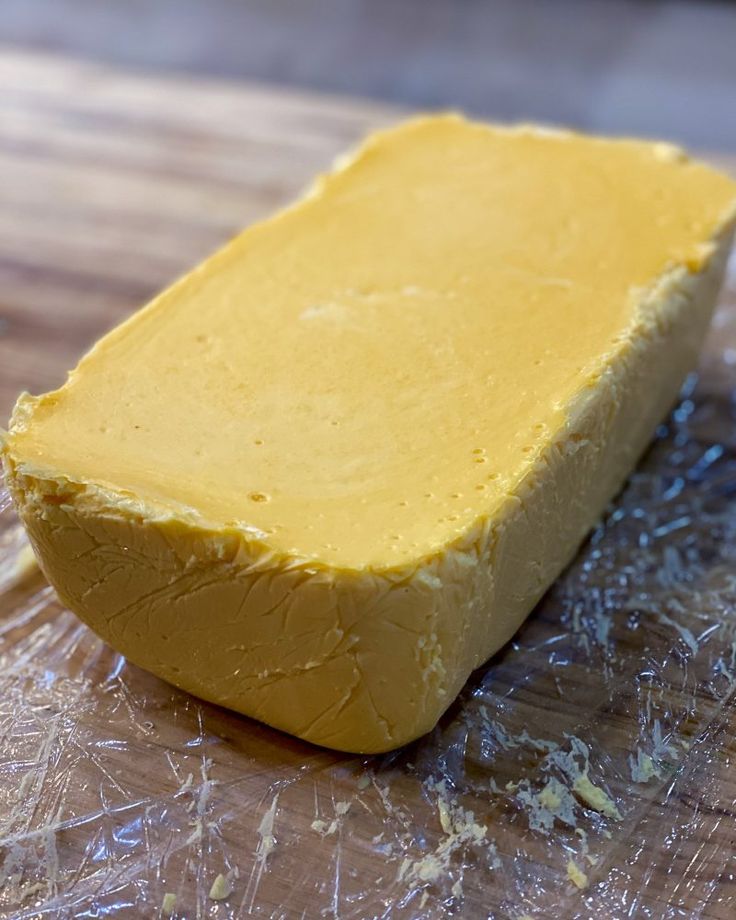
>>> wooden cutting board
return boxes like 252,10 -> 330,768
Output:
2,48 -> 736,920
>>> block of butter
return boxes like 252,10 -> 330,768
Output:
2,116 -> 735,753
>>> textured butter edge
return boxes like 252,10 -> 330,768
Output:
565,203 -> 736,430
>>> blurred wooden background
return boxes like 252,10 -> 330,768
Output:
2,0 -> 736,152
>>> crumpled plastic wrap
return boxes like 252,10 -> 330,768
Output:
2,265 -> 736,919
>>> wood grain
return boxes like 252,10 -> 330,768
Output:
3,0 -> 736,152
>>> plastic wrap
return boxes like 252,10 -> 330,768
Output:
2,268 -> 736,919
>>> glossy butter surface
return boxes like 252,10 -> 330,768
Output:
4,116 -> 736,751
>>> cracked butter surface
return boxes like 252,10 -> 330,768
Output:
3,116 -> 736,752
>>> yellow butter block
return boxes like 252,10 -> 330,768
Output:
3,116 -> 735,752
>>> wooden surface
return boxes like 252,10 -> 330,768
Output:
2,0 -> 736,152
2,48 -> 736,919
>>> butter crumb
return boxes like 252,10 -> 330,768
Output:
311,818 -> 339,836
572,774 -> 622,820
400,780 -> 490,887
177,772 -> 194,794
414,854 -> 443,882
311,800 -> 349,836
161,892 -> 177,916
629,749 -> 660,784
537,782 -> 561,810
209,873 -> 233,901
566,858 -> 588,889
438,799 -> 453,834
256,794 -> 279,862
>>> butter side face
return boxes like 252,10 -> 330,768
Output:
3,116 -> 736,753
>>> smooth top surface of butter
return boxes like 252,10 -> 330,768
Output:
6,116 -> 736,570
